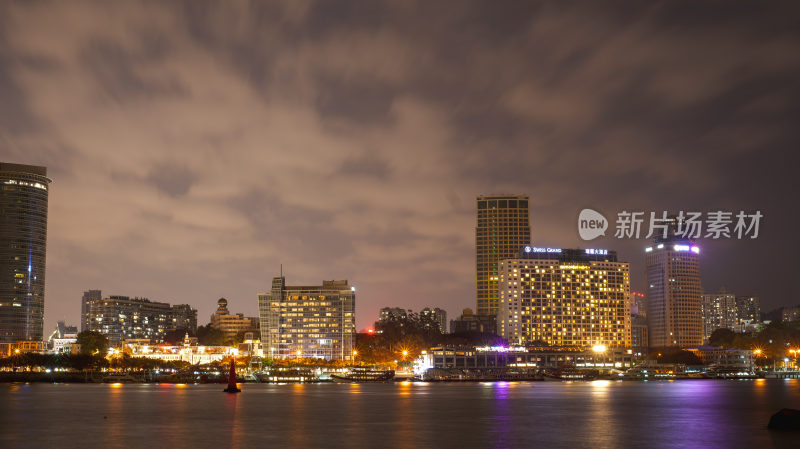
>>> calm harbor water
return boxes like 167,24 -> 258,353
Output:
2,380 -> 799,449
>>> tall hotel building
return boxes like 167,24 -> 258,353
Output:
476,195 -> 531,317
497,247 -> 631,348
258,277 -> 355,360
0,163 -> 51,342
645,233 -> 703,348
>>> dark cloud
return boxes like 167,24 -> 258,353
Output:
147,163 -> 197,197
80,38 -> 187,102
336,152 -> 393,179
0,0 -> 797,332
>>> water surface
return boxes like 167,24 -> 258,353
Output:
2,380 -> 798,448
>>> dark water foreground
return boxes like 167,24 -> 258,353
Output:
1,380 -> 799,449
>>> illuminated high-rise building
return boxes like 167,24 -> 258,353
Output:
645,231 -> 703,348
476,195 -> 530,317
497,247 -> 631,348
258,277 -> 355,360
0,163 -> 51,342
86,295 -> 197,345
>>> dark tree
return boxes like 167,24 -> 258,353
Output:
709,328 -> 737,347
652,350 -> 703,365
196,325 -> 227,346
164,328 -> 192,345
76,331 -> 109,355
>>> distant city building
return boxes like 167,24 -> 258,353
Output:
377,307 -> 408,323
450,308 -> 497,334
258,277 -> 355,360
735,295 -> 761,323
475,195 -> 531,317
631,316 -> 649,357
209,298 -> 259,341
645,221 -> 703,348
630,291 -> 646,318
420,307 -> 447,333
782,306 -> 800,322
497,247 -> 631,349
701,289 -> 738,342
172,304 -> 198,333
0,163 -> 51,343
81,289 -> 102,332
85,295 -> 198,345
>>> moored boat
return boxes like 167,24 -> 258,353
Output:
542,366 -> 598,381
331,367 -> 395,382
102,373 -> 142,383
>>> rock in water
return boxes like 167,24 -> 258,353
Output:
768,409 -> 800,431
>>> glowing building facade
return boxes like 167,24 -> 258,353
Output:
0,163 -> 51,342
258,277 -> 355,360
475,195 -> 531,317
497,247 -> 631,349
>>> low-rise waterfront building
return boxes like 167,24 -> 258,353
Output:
122,334 -> 234,365
47,321 -> 78,354
415,345 -> 635,373
685,346 -> 755,372
0,340 -> 46,357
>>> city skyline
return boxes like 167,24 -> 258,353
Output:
1,1 -> 797,333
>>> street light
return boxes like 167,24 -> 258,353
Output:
352,349 -> 358,365
592,344 -> 607,370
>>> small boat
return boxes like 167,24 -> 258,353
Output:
331,367 -> 395,382
102,373 -> 142,383
542,366 -> 597,381
256,367 -> 321,383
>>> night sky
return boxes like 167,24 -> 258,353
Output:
1,1 -> 798,332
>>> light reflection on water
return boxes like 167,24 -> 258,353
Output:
1,380 -> 799,449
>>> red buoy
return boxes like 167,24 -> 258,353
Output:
223,355 -> 241,393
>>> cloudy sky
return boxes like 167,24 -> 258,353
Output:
1,1 -> 798,332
